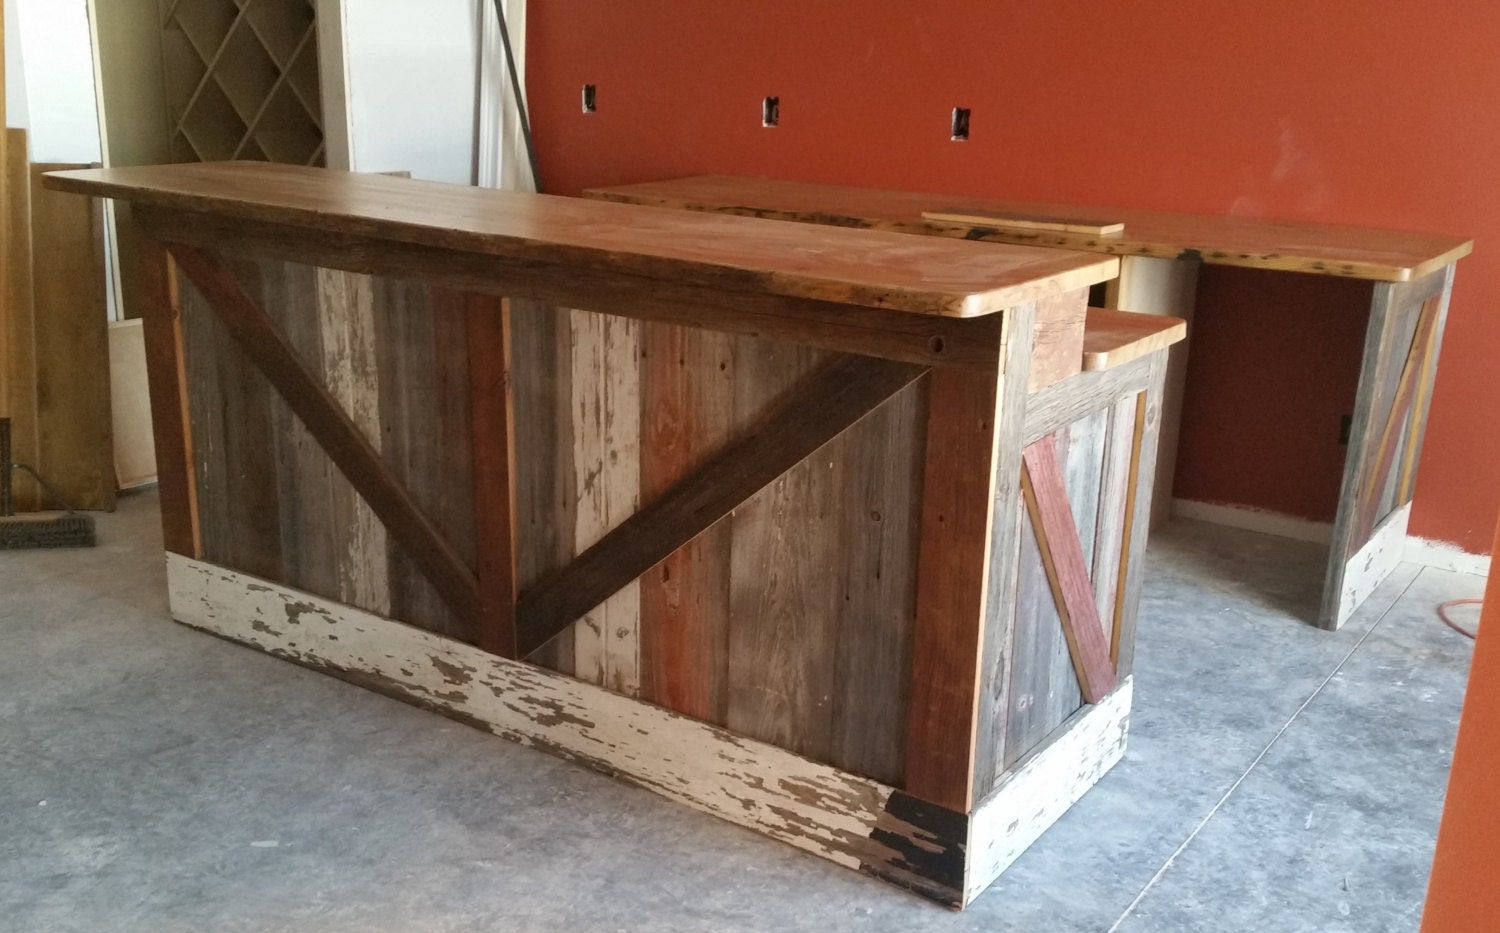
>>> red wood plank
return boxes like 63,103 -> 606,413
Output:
136,234 -> 200,557
167,244 -> 481,627
468,294 -> 519,658
1021,434 -> 1118,704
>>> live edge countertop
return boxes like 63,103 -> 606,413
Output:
586,174 -> 1474,283
42,162 -> 1117,318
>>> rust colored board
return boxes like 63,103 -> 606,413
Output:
125,203 -> 1012,374
29,165 -> 114,511
373,283 -> 480,641
134,234 -> 199,556
1027,288 -> 1087,392
638,324 -> 736,720
468,294 -> 520,658
44,162 -> 1118,319
588,174 -> 1472,282
167,245 -> 481,630
1082,308 -> 1188,372
904,364 -> 1006,811
1021,434 -> 1118,704
516,353 -> 927,658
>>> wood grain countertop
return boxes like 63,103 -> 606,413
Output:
43,162 -> 1118,318
585,175 -> 1474,283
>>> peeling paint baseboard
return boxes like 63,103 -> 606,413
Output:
164,554 -> 1134,908
1405,535 -> 1492,578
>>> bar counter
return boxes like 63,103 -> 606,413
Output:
46,162 -> 1183,908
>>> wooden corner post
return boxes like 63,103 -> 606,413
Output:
905,302 -> 1037,813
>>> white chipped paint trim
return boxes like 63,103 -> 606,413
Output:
965,679 -> 1133,906
166,555 -> 891,871
1336,503 -> 1411,628
1404,534 -> 1491,578
1171,499 -> 1334,546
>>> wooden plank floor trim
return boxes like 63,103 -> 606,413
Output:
1020,435 -> 1118,704
129,205 -> 1005,373
965,680 -> 1132,905
167,555 -> 973,907
515,353 -> 928,657
468,295 -> 520,658
167,245 -> 481,627
137,236 -> 201,556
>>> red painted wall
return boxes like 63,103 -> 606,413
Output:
529,0 -> 1499,553
1422,517 -> 1500,931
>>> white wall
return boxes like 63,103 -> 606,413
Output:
13,0 -> 102,163
5,0 -> 30,129
341,0 -> 483,184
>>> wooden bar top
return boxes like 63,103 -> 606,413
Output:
587,175 -> 1474,283
43,162 -> 1117,318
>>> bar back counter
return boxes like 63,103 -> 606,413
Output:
46,163 -> 1183,908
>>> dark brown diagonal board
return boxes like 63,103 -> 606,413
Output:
516,353 -> 928,657
1020,435 -> 1118,704
468,294 -> 520,658
166,245 -> 481,629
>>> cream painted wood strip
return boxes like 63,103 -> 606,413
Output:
569,309 -> 643,696
1105,256 -> 1198,529
1170,499 -> 1335,546
964,679 -> 1133,905
1404,535 -> 1491,578
1336,503 -> 1411,629
316,268 -> 390,615
165,554 -> 895,871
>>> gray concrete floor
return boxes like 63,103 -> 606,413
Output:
0,490 -> 1483,932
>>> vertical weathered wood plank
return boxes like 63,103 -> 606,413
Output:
509,300 -> 576,673
725,339 -> 836,758
180,259 -> 284,582
469,295 -> 520,658
569,308 -> 642,691
373,281 -> 477,641
1092,396 -> 1136,640
1113,354 -> 1166,676
638,323 -> 736,722
828,379 -> 926,786
316,268 -> 391,615
261,260 -> 338,600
